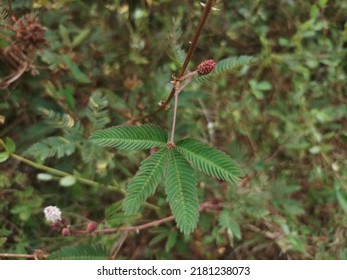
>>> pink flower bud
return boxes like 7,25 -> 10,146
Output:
86,222 -> 97,233
61,228 -> 70,236
197,59 -> 216,75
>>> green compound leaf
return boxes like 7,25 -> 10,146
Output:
123,148 -> 168,215
165,149 -> 199,235
48,244 -> 107,260
219,209 -> 242,240
0,7 -> 9,22
176,138 -> 244,184
90,125 -> 168,150
37,108 -> 77,129
165,19 -> 186,68
24,135 -> 80,160
86,90 -> 110,132
197,55 -> 257,84
62,55 -> 91,84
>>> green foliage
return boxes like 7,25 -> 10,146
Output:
38,108 -> 77,130
165,149 -> 199,235
219,209 -> 242,240
0,137 -> 16,163
24,136 -> 78,160
90,125 -> 168,150
62,55 -> 91,84
197,56 -> 257,84
166,19 -> 186,68
86,91 -> 110,132
0,152 -> 8,163
81,91 -> 111,163
0,6 -> 10,28
123,148 -> 168,215
1,0 -> 346,260
48,244 -> 108,260
5,137 -> 16,154
176,138 -> 243,183
90,125 -> 242,235
24,91 -> 110,161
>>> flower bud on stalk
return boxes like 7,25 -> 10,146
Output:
86,222 -> 97,233
197,59 -> 216,75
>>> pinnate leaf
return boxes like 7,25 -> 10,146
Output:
197,55 -> 257,84
165,149 -> 199,235
219,209 -> 242,240
24,136 -> 79,160
165,20 -> 186,68
48,244 -> 107,260
123,148 -> 168,214
90,125 -> 168,150
176,138 -> 243,183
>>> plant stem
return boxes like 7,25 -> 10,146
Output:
129,0 -> 214,123
169,85 -> 180,144
72,201 -> 220,235
179,70 -> 198,82
9,153 -> 122,192
0,253 -> 48,259
169,72 -> 197,144
177,1 -> 213,78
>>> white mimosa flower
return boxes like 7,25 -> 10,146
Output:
43,206 -> 62,223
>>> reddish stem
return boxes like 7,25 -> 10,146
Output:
169,85 -> 180,144
129,0 -> 214,123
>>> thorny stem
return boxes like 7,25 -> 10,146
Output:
129,0 -> 215,123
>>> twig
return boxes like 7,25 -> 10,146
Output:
129,0 -> 215,124
0,253 -> 36,259
0,252 -> 48,259
72,215 -> 175,235
168,72 -> 196,144
71,201 -> 221,235
243,223 -> 278,240
169,85 -> 180,144
109,231 -> 128,260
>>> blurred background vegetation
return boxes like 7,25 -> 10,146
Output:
0,0 -> 346,259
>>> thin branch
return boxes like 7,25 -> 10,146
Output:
169,85 -> 180,144
243,224 -> 278,240
129,0 -> 215,123
71,201 -> 221,235
0,253 -> 37,259
169,71 -> 197,144
0,252 -> 49,259
9,153 -> 123,192
109,231 -> 128,260
72,215 -> 175,235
